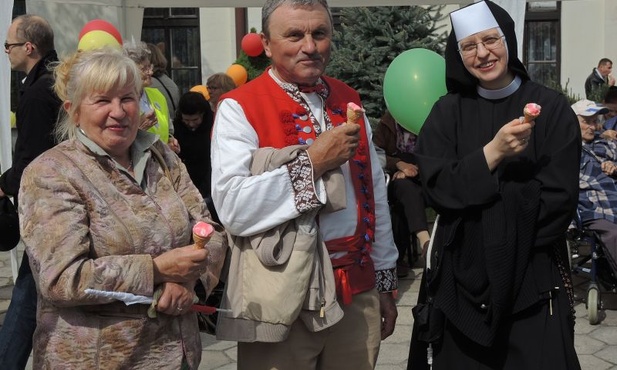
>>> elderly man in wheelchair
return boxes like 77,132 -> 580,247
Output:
574,100 -> 617,266
569,99 -> 617,323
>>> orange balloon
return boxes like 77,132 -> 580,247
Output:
78,30 -> 121,51
190,85 -> 210,101
226,64 -> 248,87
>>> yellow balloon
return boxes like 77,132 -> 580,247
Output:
190,85 -> 210,101
226,64 -> 248,87
78,30 -> 121,51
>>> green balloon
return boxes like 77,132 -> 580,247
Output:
383,48 -> 447,134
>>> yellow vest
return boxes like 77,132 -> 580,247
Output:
144,87 -> 170,143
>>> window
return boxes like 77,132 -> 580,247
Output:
142,8 -> 201,95
524,2 -> 560,87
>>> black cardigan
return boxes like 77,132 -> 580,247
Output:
0,51 -> 61,200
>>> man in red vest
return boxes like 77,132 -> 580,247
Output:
211,0 -> 398,369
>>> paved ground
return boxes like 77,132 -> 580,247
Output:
1,243 -> 616,369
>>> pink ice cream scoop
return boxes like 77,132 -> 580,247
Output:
192,221 -> 214,249
523,103 -> 541,123
346,102 -> 364,124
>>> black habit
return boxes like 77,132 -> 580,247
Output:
408,2 -> 582,369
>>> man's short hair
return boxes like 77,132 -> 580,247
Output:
598,58 -> 613,67
261,0 -> 332,38
13,14 -> 55,56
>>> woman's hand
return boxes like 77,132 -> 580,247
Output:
152,245 -> 209,284
168,137 -> 181,153
155,282 -> 196,316
484,117 -> 535,172
140,111 -> 158,130
395,161 -> 419,178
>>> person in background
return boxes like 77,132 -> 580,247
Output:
0,14 -> 62,369
19,47 -> 226,369
585,58 -> 615,99
601,87 -> 617,139
206,72 -> 236,114
373,110 -> 430,278
572,99 -> 617,273
147,43 -> 180,116
211,0 -> 398,369
123,41 -> 178,152
408,1 -> 581,369
173,91 -> 218,221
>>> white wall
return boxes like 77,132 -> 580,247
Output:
200,8 -> 238,84
20,0 -> 617,100
26,0 -> 137,57
247,7 -> 261,33
561,0 -> 617,99
199,7 -> 262,85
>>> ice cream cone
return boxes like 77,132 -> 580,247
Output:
346,102 -> 364,125
523,103 -> 541,123
193,221 -> 214,249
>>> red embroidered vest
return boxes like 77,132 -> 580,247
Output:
222,72 -> 377,303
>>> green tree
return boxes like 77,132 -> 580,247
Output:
327,6 -> 447,126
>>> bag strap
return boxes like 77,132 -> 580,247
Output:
149,145 -> 172,183
152,76 -> 177,112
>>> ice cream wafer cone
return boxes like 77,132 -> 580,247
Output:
193,221 -> 214,249
523,103 -> 541,123
346,102 -> 364,124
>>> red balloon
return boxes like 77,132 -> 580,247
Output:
79,19 -> 122,45
241,33 -> 264,57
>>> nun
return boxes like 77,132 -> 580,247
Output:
408,1 -> 582,369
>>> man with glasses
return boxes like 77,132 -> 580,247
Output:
573,99 -> 617,274
0,14 -> 61,370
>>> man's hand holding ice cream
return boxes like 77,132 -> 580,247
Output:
346,102 -> 364,125
307,104 -> 361,179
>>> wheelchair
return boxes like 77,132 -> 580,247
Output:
566,213 -> 617,324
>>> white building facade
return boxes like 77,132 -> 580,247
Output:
19,0 -> 617,99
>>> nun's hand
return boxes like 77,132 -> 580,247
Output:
483,117 -> 534,171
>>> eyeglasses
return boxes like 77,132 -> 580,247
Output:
458,35 -> 505,57
4,42 -> 26,51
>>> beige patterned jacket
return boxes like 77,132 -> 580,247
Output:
18,135 -> 226,370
